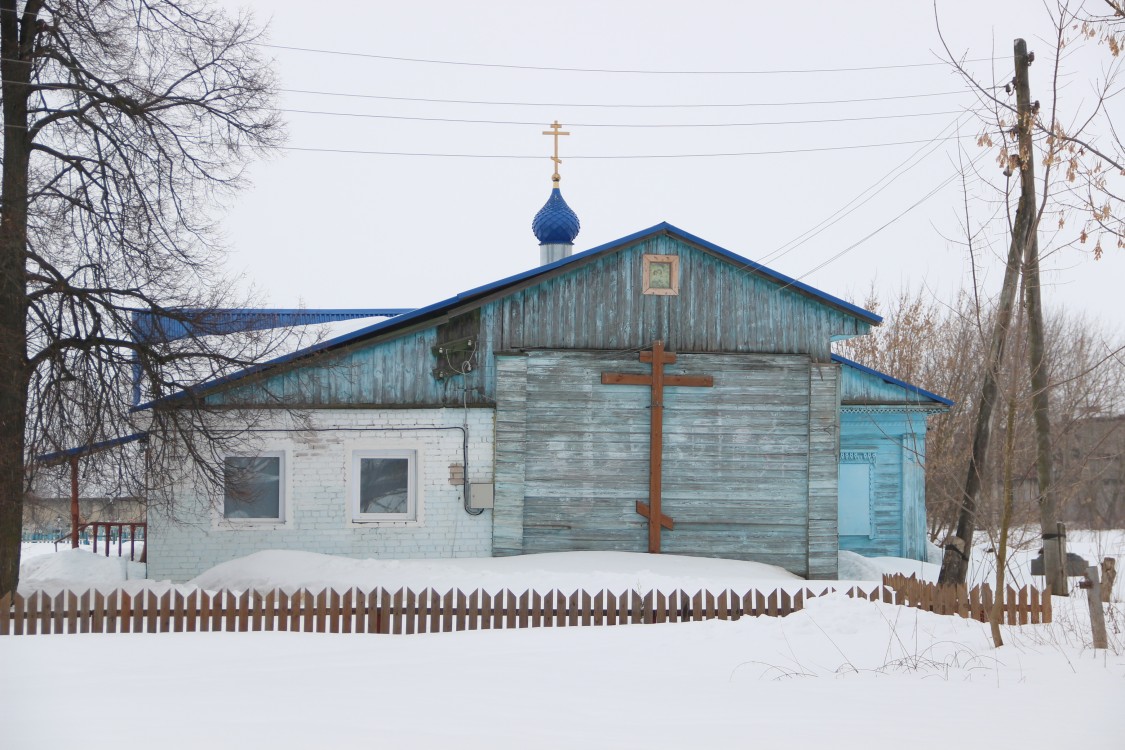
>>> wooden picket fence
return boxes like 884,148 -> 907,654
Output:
0,576 -> 1050,636
881,573 -> 1052,624
0,585 -> 864,635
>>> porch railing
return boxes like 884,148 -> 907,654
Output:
53,522 -> 146,563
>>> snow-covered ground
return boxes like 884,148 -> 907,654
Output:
3,536 -> 1123,749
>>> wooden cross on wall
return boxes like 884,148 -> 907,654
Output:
601,341 -> 713,553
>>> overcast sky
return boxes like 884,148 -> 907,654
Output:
220,0 -> 1123,337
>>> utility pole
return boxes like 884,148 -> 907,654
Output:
937,39 -> 1037,585
1014,37 -> 1067,596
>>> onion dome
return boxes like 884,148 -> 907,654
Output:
532,187 -> 581,245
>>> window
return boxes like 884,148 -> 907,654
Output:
351,450 -> 416,522
838,452 -> 875,536
223,453 -> 284,521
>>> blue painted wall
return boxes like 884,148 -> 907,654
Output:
836,361 -> 945,561
838,410 -> 931,560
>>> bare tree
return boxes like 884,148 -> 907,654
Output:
838,286 -> 1125,571
0,0 -> 284,596
929,1 -> 1125,588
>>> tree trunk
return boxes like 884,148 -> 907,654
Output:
990,389 -> 1018,647
0,1 -> 34,597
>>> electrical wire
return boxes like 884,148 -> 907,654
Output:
777,147 -> 993,293
282,134 -> 975,160
755,109 -> 980,266
260,43 -> 995,76
279,107 -> 977,129
281,87 -> 973,109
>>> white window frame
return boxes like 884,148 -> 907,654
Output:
220,451 -> 287,527
349,448 -> 421,525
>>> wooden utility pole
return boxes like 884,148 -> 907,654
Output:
1013,37 -> 1067,596
938,39 -> 1039,585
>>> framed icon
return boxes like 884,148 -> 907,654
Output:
642,254 -> 680,296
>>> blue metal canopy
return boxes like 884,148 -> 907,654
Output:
34,432 -> 149,466
131,308 -> 412,343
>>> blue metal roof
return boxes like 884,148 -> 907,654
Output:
131,308 -> 411,343
832,354 -> 953,407
140,223 -> 883,408
34,432 -> 149,466
532,187 -> 581,245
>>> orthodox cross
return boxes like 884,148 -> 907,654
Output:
601,341 -> 713,553
542,120 -> 570,185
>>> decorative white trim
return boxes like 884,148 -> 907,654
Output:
841,404 -> 946,414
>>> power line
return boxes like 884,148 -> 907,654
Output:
282,135 -> 974,159
281,87 -> 972,109
260,43 -> 993,75
279,107 -> 976,129
779,148 -> 991,290
757,111 -> 977,266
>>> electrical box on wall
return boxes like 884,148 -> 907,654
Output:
469,483 -> 494,509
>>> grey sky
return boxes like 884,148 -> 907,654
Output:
221,0 -> 1123,336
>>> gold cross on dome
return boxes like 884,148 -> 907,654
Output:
542,120 -> 570,185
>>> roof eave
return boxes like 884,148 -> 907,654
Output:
832,353 -> 954,407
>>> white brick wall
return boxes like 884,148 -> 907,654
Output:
148,408 -> 495,582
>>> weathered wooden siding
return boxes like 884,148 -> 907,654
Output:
496,234 -> 868,358
493,355 -> 528,556
838,410 -> 930,560
901,427 -> 927,560
494,350 -> 821,575
210,316 -> 499,407
839,364 -> 937,406
806,363 -> 840,578
208,233 -> 868,407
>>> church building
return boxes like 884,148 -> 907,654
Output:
147,124 -> 950,582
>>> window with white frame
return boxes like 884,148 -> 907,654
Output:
223,453 -> 284,521
351,449 -> 417,522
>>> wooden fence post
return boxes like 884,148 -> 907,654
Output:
1101,558 -> 1116,604
1080,566 -> 1108,650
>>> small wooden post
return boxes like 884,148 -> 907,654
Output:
1055,522 -> 1069,594
1101,558 -> 1116,604
1080,566 -> 1108,650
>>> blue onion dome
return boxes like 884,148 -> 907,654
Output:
532,187 -> 580,244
